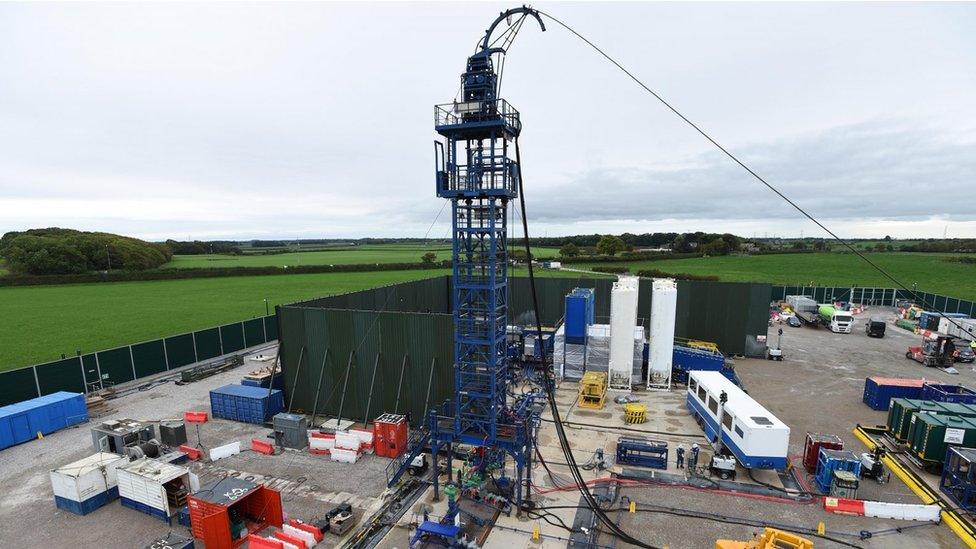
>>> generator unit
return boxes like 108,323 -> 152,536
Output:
92,418 -> 156,454
615,436 -> 668,469
272,413 -> 308,450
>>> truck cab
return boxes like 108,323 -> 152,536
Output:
819,305 -> 854,333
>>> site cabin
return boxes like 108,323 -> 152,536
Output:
687,371 -> 790,470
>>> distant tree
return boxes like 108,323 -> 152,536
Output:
421,252 -> 437,264
672,234 -> 690,253
1,228 -> 171,275
792,241 -> 808,251
875,243 -> 887,252
701,239 -> 731,256
812,241 -> 827,252
884,235 -> 892,241
511,249 -> 533,262
886,244 -> 894,252
559,243 -> 580,257
719,233 -> 741,252
596,235 -> 627,256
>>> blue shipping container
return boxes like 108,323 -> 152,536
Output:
55,486 -> 119,516
670,345 -> 739,385
209,384 -> 284,424
862,377 -> 924,410
241,376 -> 284,390
565,288 -> 595,344
921,383 -> 976,405
0,391 -> 88,450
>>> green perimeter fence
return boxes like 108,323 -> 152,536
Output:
0,315 -> 278,407
770,286 -> 976,316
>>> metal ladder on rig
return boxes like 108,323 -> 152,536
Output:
385,427 -> 430,487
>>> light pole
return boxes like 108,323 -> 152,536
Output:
264,298 -> 269,316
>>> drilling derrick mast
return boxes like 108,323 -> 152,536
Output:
386,7 -> 545,510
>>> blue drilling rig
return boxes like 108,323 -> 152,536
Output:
386,7 -> 547,539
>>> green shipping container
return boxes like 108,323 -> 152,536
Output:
911,414 -> 976,464
904,402 -> 975,443
893,400 -> 952,441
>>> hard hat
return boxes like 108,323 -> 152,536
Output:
692,443 -> 699,449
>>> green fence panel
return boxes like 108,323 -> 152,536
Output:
164,334 -> 196,368
82,353 -> 100,390
0,367 -> 40,407
96,347 -> 135,386
194,328 -> 222,361
219,323 -> 246,354
278,306 -> 453,428
35,357 -> 85,395
243,318 -> 266,347
131,340 -> 168,378
264,315 -> 279,340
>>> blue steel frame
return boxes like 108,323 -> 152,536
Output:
387,7 -> 545,510
941,446 -> 976,512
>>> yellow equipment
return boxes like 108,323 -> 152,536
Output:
687,339 -> 720,353
623,403 -> 647,424
715,528 -> 814,549
578,372 -> 607,409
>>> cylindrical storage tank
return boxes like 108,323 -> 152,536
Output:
608,276 -> 639,390
50,452 -> 129,515
648,279 -> 677,388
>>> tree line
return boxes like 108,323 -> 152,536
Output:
0,228 -> 173,275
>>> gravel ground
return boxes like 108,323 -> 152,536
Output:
0,346 -> 389,549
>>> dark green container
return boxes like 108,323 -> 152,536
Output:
911,414 -> 976,464
890,400 -> 950,441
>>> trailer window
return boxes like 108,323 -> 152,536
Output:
697,386 -> 707,402
734,425 -> 744,438
722,413 -> 733,431
689,379 -> 697,393
708,396 -> 718,415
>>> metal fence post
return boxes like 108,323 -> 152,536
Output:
32,366 -> 41,397
191,333 -> 199,363
218,327 -> 224,355
128,346 -> 137,380
162,339 -> 170,370
94,353 -> 104,390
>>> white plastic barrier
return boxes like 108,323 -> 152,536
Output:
309,435 -> 334,452
350,428 -> 374,446
334,431 -> 362,452
331,448 -> 359,464
863,501 -> 941,522
209,441 -> 241,461
284,524 -> 318,547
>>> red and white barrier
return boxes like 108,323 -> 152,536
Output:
335,431 -> 362,452
309,432 -> 334,454
283,524 -> 318,547
350,428 -> 375,452
824,497 -> 940,522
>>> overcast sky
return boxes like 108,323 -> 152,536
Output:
1,2 -> 974,241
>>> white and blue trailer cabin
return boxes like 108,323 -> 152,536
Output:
687,371 -> 789,469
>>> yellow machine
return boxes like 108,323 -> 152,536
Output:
715,528 -> 814,549
578,372 -> 608,409
623,402 -> 647,424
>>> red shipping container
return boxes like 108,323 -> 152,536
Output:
188,478 -> 283,549
803,432 -> 844,473
374,413 -> 409,459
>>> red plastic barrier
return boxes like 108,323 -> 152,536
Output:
274,531 -> 308,549
179,445 -> 202,460
252,438 -> 275,455
247,534 -> 284,549
823,497 -> 865,516
309,431 -> 334,439
288,519 -> 324,542
184,411 -> 209,423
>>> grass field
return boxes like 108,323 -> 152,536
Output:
162,244 -> 560,269
0,269 -> 449,371
575,252 -> 976,300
